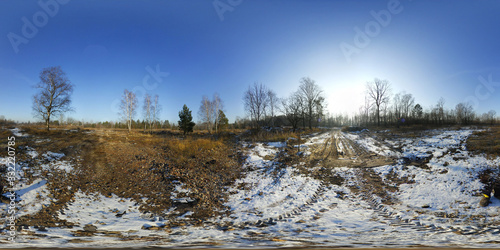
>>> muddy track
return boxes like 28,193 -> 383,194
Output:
304,131 -> 500,236
220,131 -> 371,230
336,131 -> 370,158
219,130 -> 393,230
222,129 -> 393,230
309,130 -> 395,168
211,130 -> 500,235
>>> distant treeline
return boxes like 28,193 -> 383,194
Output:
4,67 -> 500,131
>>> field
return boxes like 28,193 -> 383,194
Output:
0,125 -> 499,248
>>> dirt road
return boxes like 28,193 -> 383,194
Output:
307,129 -> 396,168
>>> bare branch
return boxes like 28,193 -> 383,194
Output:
32,66 -> 74,130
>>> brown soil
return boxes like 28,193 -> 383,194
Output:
3,126 -> 244,228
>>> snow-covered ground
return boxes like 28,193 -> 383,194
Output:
372,129 -> 500,234
1,127 -> 499,247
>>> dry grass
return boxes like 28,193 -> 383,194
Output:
101,131 -> 243,220
0,129 -> 13,152
165,138 -> 224,162
243,127 -> 325,142
467,126 -> 500,158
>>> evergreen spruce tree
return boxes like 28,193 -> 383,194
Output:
217,110 -> 229,131
178,104 -> 195,135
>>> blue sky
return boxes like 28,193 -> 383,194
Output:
1,0 -> 499,123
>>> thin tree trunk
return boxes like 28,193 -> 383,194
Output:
46,112 -> 50,131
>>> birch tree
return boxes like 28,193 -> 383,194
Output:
213,93 -> 223,133
151,94 -> 161,130
267,89 -> 278,127
143,94 -> 152,132
120,89 -> 138,132
198,95 -> 215,133
32,66 -> 74,131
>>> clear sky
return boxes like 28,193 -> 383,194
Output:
1,0 -> 499,123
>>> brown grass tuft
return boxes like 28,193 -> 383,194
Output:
467,126 -> 500,159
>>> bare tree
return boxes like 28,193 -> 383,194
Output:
480,110 -> 496,125
487,110 -> 496,125
143,94 -> 152,132
120,89 -> 138,132
267,89 -> 279,127
366,78 -> 391,126
198,95 -> 215,133
297,77 -> 324,129
359,95 -> 372,126
455,102 -> 475,125
392,93 -> 401,120
244,83 -> 269,128
66,117 -> 77,126
32,66 -> 74,131
281,92 -> 303,131
59,113 -> 65,126
400,93 -> 415,119
197,93 -> 224,134
437,97 -> 446,124
151,94 -> 161,130
380,101 -> 389,125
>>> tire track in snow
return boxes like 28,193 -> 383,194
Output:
351,163 -> 500,236
218,179 -> 329,230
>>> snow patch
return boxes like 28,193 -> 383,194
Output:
10,128 -> 28,137
43,151 -> 65,161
